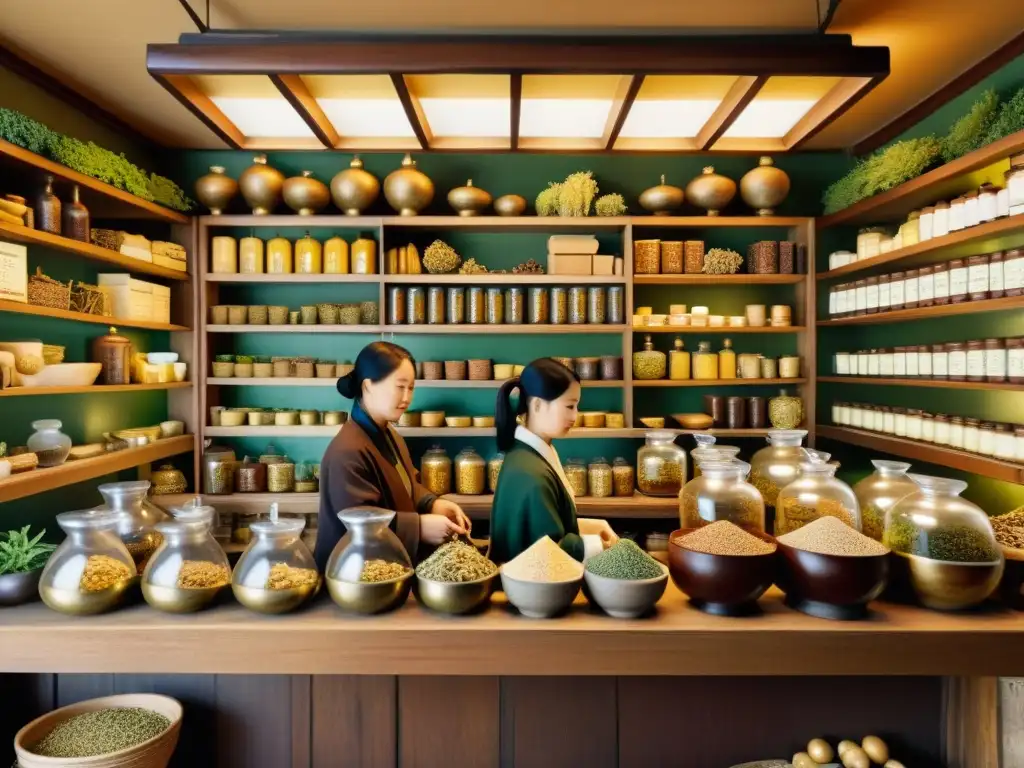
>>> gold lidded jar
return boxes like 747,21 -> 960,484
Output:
195,165 -> 238,215
448,179 -> 492,217
488,453 -> 504,493
740,156 -> 791,216
324,236 -> 349,274
384,154 -> 434,216
330,156 -> 380,215
685,166 -> 737,216
639,175 -> 684,216
494,194 -> 527,217
283,170 -> 330,216
633,334 -> 667,380
455,448 -> 487,495
637,431 -> 686,497
92,326 -> 132,385
239,153 -> 285,215
352,237 -> 377,275
151,464 -> 187,495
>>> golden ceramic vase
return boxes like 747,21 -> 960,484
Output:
384,154 -> 434,216
740,156 -> 791,216
448,179 -> 492,216
685,167 -> 737,216
330,156 -> 381,215
283,170 -> 330,215
194,165 -> 238,214
239,153 -> 284,215
494,194 -> 527,216
639,175 -> 684,216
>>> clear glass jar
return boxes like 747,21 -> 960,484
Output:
455,448 -> 487,495
690,434 -> 740,479
141,505 -> 231,613
232,510 -> 319,614
680,459 -> 765,533
852,460 -> 916,542
325,508 -> 413,614
749,429 -> 807,508
488,453 -> 504,493
27,419 -> 72,467
420,446 -> 452,496
612,457 -> 635,497
94,480 -> 169,571
39,510 -> 136,615
637,431 -> 686,497
587,458 -> 613,498
775,450 -> 861,536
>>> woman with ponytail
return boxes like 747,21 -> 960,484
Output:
315,341 -> 470,570
489,358 -> 617,563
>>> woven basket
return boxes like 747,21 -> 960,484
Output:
660,241 -> 683,274
294,360 -> 314,378
71,281 -> 108,316
422,361 -> 444,380
316,363 -> 335,378
335,363 -> 354,377
227,305 -> 247,325
468,359 -> 493,380
444,360 -> 467,380
27,267 -> 70,310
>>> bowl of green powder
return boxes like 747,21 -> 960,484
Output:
414,539 -> 498,615
583,539 -> 668,618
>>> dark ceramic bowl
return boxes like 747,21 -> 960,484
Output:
668,527 -> 778,616
0,567 -> 42,607
775,542 -> 889,620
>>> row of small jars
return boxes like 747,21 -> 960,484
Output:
421,447 -> 497,496
832,402 -> 1024,462
833,339 -> 1023,383
828,250 -> 1023,317
210,234 -> 378,275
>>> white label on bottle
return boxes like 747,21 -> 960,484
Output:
905,278 -> 919,304
933,270 -> 950,298
990,261 -> 1004,293
890,280 -> 905,306
918,274 -> 934,302
894,353 -> 907,376
1004,258 -> 1024,291
866,284 -> 879,309
949,351 -> 967,377
967,350 -> 985,378
1009,349 -> 1024,379
855,286 -> 867,311
987,349 -> 1007,378
951,267 -> 968,297
878,281 -> 891,309
932,353 -> 948,377
842,289 -> 855,313
969,264 -> 989,295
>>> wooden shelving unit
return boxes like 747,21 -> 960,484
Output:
818,376 -> 1024,392
817,295 -> 1024,326
205,273 -> 380,283
634,378 -> 805,388
207,324 -> 380,334
205,425 -> 654,439
383,324 -> 627,335
641,326 -> 805,334
633,274 -> 805,285
0,382 -> 192,397
382,274 -> 627,285
0,299 -> 190,332
206,378 -> 623,388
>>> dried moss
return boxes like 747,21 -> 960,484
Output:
941,89 -> 999,162
983,86 -> 1024,145
558,171 -> 598,217
822,137 -> 942,214
595,193 -> 627,217
535,183 -> 561,216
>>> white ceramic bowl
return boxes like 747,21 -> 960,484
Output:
500,570 -> 582,619
583,564 -> 669,619
147,352 -> 180,364
19,362 -> 102,388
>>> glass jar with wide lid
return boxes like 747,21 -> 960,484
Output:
637,431 -> 687,496
679,459 -> 765,533
420,446 -> 452,496
326,508 -> 414,613
749,429 -> 808,508
39,510 -> 136,615
852,460 -> 917,542
690,434 -> 740,478
232,504 -> 319,613
93,480 -> 169,570
775,450 -> 861,536
142,504 -> 231,612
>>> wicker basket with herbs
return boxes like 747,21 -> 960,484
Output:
27,267 -> 71,310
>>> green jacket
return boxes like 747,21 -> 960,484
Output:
489,443 -> 583,563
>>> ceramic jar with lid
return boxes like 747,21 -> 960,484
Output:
932,200 -> 950,237
889,271 -> 906,310
990,252 -> 1005,298
968,254 -> 990,301
978,184 -> 999,223
917,265 -> 935,308
904,269 -> 920,309
985,338 -> 1007,382
932,262 -> 950,305
949,259 -> 969,303
967,340 -> 986,382
919,207 -> 934,241
1008,161 -> 1024,216
1005,249 -> 1024,296
931,344 -> 948,380
949,196 -> 966,231
947,342 -> 967,381
1008,338 -> 1024,383
92,327 -> 132,385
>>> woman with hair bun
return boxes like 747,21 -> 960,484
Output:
315,341 -> 470,571
489,358 -> 617,564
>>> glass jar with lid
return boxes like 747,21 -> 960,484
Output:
775,450 -> 861,536
26,419 -> 72,467
690,433 -> 740,479
903,269 -> 920,309
932,200 -> 951,237
963,419 -> 981,452
93,480 -> 169,571
883,475 -> 1003,610
878,273 -> 892,311
39,510 -> 136,615
894,407 -> 908,437
922,412 -> 935,442
995,424 -> 1016,460
950,416 -> 965,448
455,448 -> 487,495
632,334 -> 667,380
854,279 -> 867,315
968,254 -> 990,301
232,505 -> 319,614
949,196 -> 966,231
637,432 -> 686,497
978,184 -> 999,223
967,340 -> 986,382
917,265 -> 935,308
985,338 -> 1007,382
889,271 -> 906,310
919,207 -> 934,241
565,457 -> 589,497
1008,338 -> 1024,383
947,342 -> 967,381
587,458 -> 613,498
852,460 -> 917,541
1005,249 -> 1024,296
963,190 -> 980,228
680,459 -> 765,533
990,252 -> 1005,298
916,345 -> 932,378
612,457 -> 635,497
931,344 -> 948,380
488,453 -> 504,493
325,507 -> 413,614
948,259 -> 968,302
420,446 -> 452,496
749,429 -> 808,509
141,505 -> 231,613
978,423 -> 997,456
933,262 -> 950,305
865,276 -> 880,314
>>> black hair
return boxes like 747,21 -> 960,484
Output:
495,357 -> 580,452
336,341 -> 416,400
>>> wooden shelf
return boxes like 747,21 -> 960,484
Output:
382,216 -> 630,232
383,324 -> 626,335
640,326 -> 805,334
817,426 -> 1024,483
633,274 -> 805,285
817,295 -> 1024,326
382,274 -> 626,284
207,378 -> 623,388
818,376 -> 1024,392
631,216 -> 812,228
0,382 -> 191,397
0,222 -> 189,281
0,435 -> 195,503
818,129 -> 1024,227
818,214 -> 1024,281
206,324 -> 380,334
201,215 -> 382,228
633,378 -> 805,387
205,426 -> 644,439
205,273 -> 380,283
0,299 -> 189,332
0,138 -> 190,224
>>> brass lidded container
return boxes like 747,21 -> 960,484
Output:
331,156 -> 381,216
326,507 -> 414,614
740,156 -> 791,216
384,154 -> 434,216
195,165 -> 238,215
283,170 -> 330,215
239,153 -> 284,215
92,326 -> 132,385
685,167 -> 737,216
448,179 -> 493,217
639,175 -> 684,216
494,194 -> 527,216
151,464 -> 188,495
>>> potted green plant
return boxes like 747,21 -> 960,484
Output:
0,526 -> 56,606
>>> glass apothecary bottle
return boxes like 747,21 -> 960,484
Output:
420,446 -> 452,496
750,429 -> 808,508
883,475 -> 1003,610
852,460 -> 917,542
775,450 -> 861,536
93,480 -> 169,571
692,341 -> 719,380
680,459 -> 765,533
637,431 -> 686,497
454,448 -> 486,495
690,433 -> 740,479
668,338 -> 691,380
27,419 -> 72,467
232,506 -> 319,614
632,334 -> 667,380
325,508 -> 413,614
39,510 -> 136,615
141,505 -> 231,613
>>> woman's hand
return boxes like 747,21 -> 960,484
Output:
578,518 -> 619,549
432,498 -> 472,534
420,512 -> 467,545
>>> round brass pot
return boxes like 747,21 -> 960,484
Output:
330,156 -> 380,215
239,153 -> 284,216
327,572 -> 413,614
232,580 -> 320,614
194,165 -> 238,215
448,179 -> 492,217
893,551 -> 1003,611
384,154 -> 434,216
40,576 -> 138,616
494,194 -> 527,216
639,175 -> 684,216
415,573 -> 497,615
142,583 -> 227,613
740,156 -> 791,216
685,166 -> 737,216
283,170 -> 330,215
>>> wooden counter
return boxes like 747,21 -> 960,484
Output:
3,584 -> 1024,677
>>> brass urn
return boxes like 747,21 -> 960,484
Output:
638,175 -> 684,216
194,166 -> 238,215
283,170 -> 330,216
494,194 -> 527,217
384,154 -> 434,216
330,156 -> 380,216
447,179 -> 492,217
685,167 -> 737,217
740,156 -> 791,216
238,154 -> 284,216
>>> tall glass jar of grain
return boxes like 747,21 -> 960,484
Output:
749,429 -> 808,509
680,459 -> 765,533
420,446 -> 452,496
636,431 -> 687,497
454,448 -> 486,495
851,460 -> 917,542
775,450 -> 861,536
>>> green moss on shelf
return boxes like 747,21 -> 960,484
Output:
822,137 -> 942,214
983,86 -> 1024,145
941,89 -> 999,163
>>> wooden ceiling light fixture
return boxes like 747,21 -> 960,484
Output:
147,34 -> 889,153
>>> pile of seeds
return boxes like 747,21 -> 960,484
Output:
585,539 -> 663,580
176,560 -> 230,589
778,516 -> 889,557
416,540 -> 497,583
32,707 -> 170,758
885,517 -> 1000,563
360,559 -> 411,583
265,563 -> 319,590
991,507 -> 1024,550
79,555 -> 133,593
674,521 -> 776,556
502,536 -> 583,583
